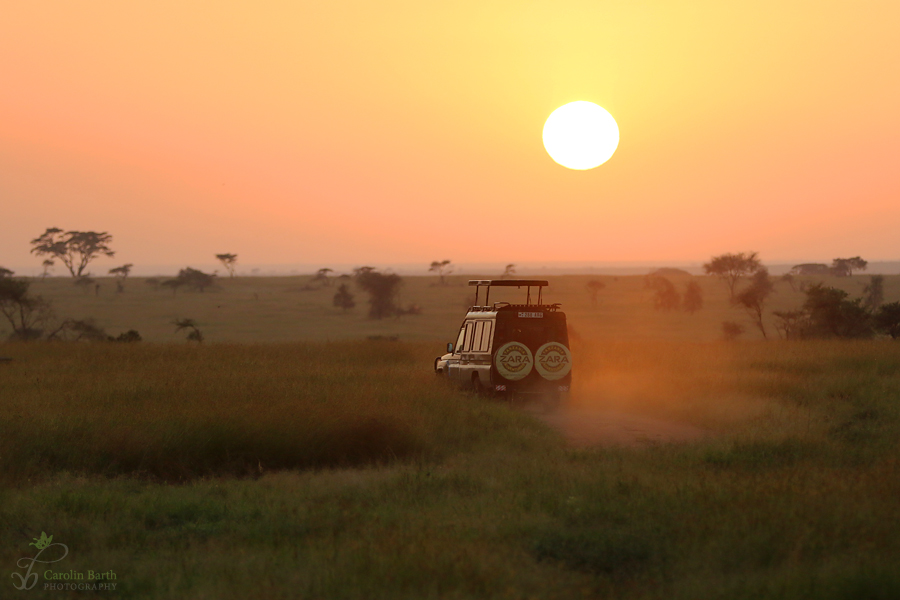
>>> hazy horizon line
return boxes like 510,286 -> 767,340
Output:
7,259 -> 900,278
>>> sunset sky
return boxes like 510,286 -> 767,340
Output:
2,1 -> 899,274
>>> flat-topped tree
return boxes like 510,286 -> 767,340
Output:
109,263 -> 133,293
215,253 -> 238,277
585,280 -> 605,306
173,318 -> 204,342
703,251 -> 762,301
41,260 -> 54,280
428,260 -> 453,285
831,257 -> 868,277
313,268 -> 333,286
30,228 -> 114,277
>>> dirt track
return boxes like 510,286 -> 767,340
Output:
524,404 -> 708,447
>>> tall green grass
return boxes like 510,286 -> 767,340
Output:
1,339 -> 899,599
0,341 -> 539,483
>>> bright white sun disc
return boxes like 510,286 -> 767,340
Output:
542,101 -> 619,170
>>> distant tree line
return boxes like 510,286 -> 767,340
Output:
699,251 -> 898,340
791,257 -> 868,277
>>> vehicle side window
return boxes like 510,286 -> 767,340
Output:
481,321 -> 493,353
454,327 -> 465,354
472,321 -> 484,352
462,321 -> 475,352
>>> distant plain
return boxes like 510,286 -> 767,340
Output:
14,272 -> 900,343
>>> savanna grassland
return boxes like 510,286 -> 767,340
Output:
20,271 -> 900,343
2,274 -> 900,598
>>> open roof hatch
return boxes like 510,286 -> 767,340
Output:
468,279 -> 550,308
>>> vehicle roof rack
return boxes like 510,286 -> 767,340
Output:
468,279 -> 549,287
468,279 -> 550,307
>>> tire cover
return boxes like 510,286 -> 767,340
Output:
534,342 -> 572,381
494,342 -> 534,381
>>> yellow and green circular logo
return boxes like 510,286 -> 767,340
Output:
534,342 -> 572,381
494,342 -> 534,381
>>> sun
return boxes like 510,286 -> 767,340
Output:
542,101 -> 619,170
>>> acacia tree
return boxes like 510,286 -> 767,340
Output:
735,268 -> 775,339
173,318 -> 204,342
703,252 -> 762,301
0,267 -> 13,278
313,268 -> 334,287
428,260 -> 453,285
161,278 -> 184,296
585,280 -> 606,306
30,228 -> 115,277
215,254 -> 238,278
502,264 -> 516,278
831,256 -> 868,277
41,260 -> 55,280
0,277 -> 52,340
109,263 -> 133,293
772,310 -> 808,340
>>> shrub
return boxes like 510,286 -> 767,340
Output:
802,283 -> 872,338
644,274 -> 680,311
874,302 -> 900,339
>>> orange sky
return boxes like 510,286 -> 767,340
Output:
2,1 -> 899,273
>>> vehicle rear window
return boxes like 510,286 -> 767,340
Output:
494,313 -> 568,350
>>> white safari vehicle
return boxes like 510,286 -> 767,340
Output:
434,280 -> 572,400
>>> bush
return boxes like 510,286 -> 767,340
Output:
722,321 -> 744,341
332,283 -> 355,312
802,284 -> 872,338
356,270 -> 402,319
113,329 -> 142,343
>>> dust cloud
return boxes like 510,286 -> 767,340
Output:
523,339 -> 771,446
